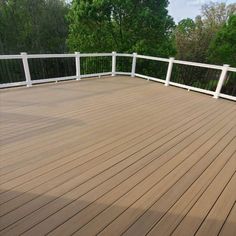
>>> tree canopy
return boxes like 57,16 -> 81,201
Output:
0,0 -> 235,67
0,0 -> 69,54
208,15 -> 236,67
67,0 -> 175,56
174,2 -> 236,63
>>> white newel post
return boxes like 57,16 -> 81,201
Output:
131,53 -> 137,77
165,57 -> 174,86
112,51 -> 116,76
21,52 -> 32,87
214,64 -> 229,99
75,52 -> 81,80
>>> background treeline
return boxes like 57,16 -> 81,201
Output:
0,0 -> 68,54
0,0 -> 236,95
0,0 -> 235,66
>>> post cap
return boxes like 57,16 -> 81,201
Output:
20,52 -> 27,55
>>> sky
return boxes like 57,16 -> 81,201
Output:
168,0 -> 236,23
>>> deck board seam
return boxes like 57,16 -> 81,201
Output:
90,122 -> 236,236
44,110 -> 236,235
0,94 -> 213,184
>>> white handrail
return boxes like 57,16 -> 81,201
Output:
27,54 -> 75,58
228,67 -> 236,72
0,55 -> 22,59
137,54 -> 169,63
80,53 -> 112,57
116,53 -> 133,57
0,52 -> 235,102
173,59 -> 223,70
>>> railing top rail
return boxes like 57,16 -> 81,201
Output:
0,53 -> 114,59
80,53 -> 112,57
28,53 -> 112,58
116,53 -> 133,57
137,54 -> 170,63
173,59 -> 224,70
0,52 -> 235,72
228,67 -> 236,72
0,55 -> 22,60
27,54 -> 75,58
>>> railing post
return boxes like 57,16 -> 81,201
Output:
21,52 -> 32,87
75,52 -> 81,80
131,53 -> 137,77
165,57 -> 174,86
112,51 -> 116,76
214,64 -> 229,99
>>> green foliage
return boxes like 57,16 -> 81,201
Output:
208,15 -> 236,67
67,0 -> 175,57
0,0 -> 69,54
0,0 -> 235,69
174,2 -> 236,63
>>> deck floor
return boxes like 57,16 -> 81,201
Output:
0,76 -> 235,236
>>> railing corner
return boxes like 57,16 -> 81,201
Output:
165,57 -> 175,86
21,52 -> 32,87
213,64 -> 230,99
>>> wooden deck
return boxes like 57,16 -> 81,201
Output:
0,76 -> 235,236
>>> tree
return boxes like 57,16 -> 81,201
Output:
208,15 -> 236,67
0,0 -> 69,54
174,2 -> 236,63
201,1 -> 236,29
67,0 -> 175,56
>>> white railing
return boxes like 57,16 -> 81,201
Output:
0,52 -> 235,101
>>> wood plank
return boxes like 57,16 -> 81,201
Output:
44,117 -> 235,235
218,202 -> 236,236
0,82 -> 194,162
171,153 -> 236,235
74,127 -> 235,236
0,100 -> 224,230
2,103 -> 234,235
195,172 -> 236,236
0,96 -> 211,204
138,141 -> 236,236
0,91 -> 200,174
0,76 -> 235,236
2,93 -> 208,187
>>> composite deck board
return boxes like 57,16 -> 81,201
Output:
0,76 -> 235,236
218,202 -> 236,236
